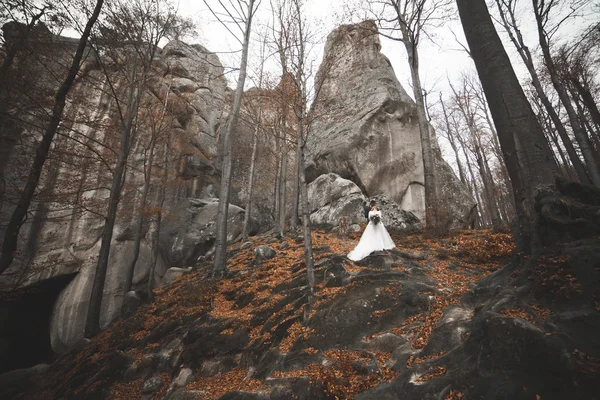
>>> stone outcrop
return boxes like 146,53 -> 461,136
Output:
306,20 -> 475,228
370,195 -> 421,231
0,26 -> 236,355
307,173 -> 367,225
159,198 -> 258,268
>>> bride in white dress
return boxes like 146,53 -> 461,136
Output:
347,199 -> 395,261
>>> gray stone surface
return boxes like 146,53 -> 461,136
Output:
172,367 -> 194,389
142,375 -> 164,394
254,245 -> 276,261
159,198 -> 258,268
305,21 -> 475,228
160,267 -> 190,287
0,32 -> 232,354
121,291 -> 142,318
370,195 -> 421,231
307,173 -> 366,225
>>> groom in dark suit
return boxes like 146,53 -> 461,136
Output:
362,201 -> 370,221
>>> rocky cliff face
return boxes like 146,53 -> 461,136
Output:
306,21 -> 475,228
0,29 -> 234,356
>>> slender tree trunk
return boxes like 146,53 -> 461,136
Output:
85,75 -> 140,337
479,140 -> 501,228
273,138 -> 281,221
212,0 -> 256,276
123,138 -> 156,294
243,107 -> 261,241
440,96 -> 467,185
532,0 -> 600,186
298,129 -> 315,313
290,55 -> 305,231
571,78 -> 600,131
0,0 -> 104,276
465,150 -> 487,226
544,121 -> 574,180
149,135 -> 170,301
278,145 -> 288,236
575,101 -> 600,168
457,0 -> 558,254
474,142 -> 500,228
290,132 -> 301,231
403,42 -> 437,228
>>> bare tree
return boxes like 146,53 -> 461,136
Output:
209,0 -> 261,277
456,0 -> 558,253
439,94 -> 467,186
242,31 -> 268,241
493,0 -> 591,185
449,77 -> 502,229
0,0 -> 104,276
532,0 -> 600,186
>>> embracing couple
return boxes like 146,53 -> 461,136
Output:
347,199 -> 395,261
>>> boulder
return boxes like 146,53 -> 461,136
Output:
172,367 -> 194,389
307,173 -> 366,225
305,21 -> 475,228
142,375 -> 164,394
169,389 -> 208,400
121,291 -> 142,318
159,267 -> 191,287
255,245 -> 276,261
159,198 -> 259,268
370,195 -> 421,231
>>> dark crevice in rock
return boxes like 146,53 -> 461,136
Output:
0,273 -> 77,374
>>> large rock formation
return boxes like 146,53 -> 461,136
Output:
0,26 -> 239,356
159,198 -> 259,267
307,173 -> 367,225
306,20 -> 475,228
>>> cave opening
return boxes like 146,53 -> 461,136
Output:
0,273 -> 76,374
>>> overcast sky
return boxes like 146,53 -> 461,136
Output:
177,0 -> 595,106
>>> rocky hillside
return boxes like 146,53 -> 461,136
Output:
3,223 -> 598,399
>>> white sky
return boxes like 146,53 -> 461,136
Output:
176,0 -> 596,105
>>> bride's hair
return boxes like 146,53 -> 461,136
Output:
369,199 -> 376,207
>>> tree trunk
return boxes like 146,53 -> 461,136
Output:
290,61 -> 304,232
0,0 -> 105,276
571,77 -> 600,131
290,132 -> 301,231
149,134 -> 170,301
243,108 -> 261,241
298,130 -> 315,314
403,42 -> 437,228
278,145 -> 288,236
457,0 -> 558,253
532,0 -> 600,187
273,139 -> 281,221
212,0 -> 256,277
440,96 -> 467,185
123,137 -> 156,294
85,76 -> 140,337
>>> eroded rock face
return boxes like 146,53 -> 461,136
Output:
370,195 -> 421,231
307,173 -> 366,225
306,20 -> 475,228
0,28 -> 231,354
159,198 -> 258,268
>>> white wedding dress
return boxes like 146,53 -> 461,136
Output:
347,210 -> 395,261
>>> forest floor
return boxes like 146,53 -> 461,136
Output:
7,226 -> 600,400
